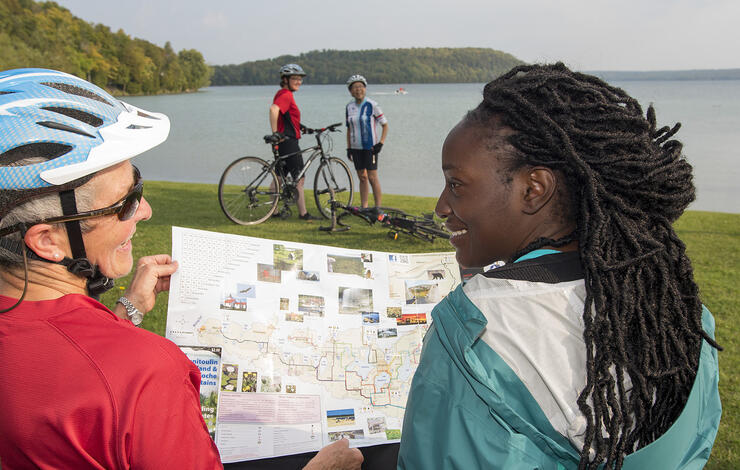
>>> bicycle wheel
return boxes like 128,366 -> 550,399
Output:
218,156 -> 279,225
314,157 -> 354,219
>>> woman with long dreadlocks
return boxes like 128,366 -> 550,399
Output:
397,63 -> 721,469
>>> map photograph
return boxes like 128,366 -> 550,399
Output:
328,429 -> 365,441
377,327 -> 398,338
397,313 -> 428,326
257,263 -> 281,283
368,417 -> 387,434
298,294 -> 325,316
296,270 -> 320,281
362,312 -> 380,324
260,375 -> 282,393
285,312 -> 304,322
274,244 -> 303,271
404,279 -> 439,304
338,287 -> 373,314
219,282 -> 256,311
221,363 -> 238,391
241,371 -> 257,392
327,408 -> 356,427
327,254 -> 364,275
386,307 -> 402,318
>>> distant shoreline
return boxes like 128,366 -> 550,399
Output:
205,68 -> 740,88
588,69 -> 740,81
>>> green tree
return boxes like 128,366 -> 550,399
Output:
0,0 -> 211,95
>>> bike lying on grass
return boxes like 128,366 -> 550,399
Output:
218,123 -> 354,225
319,191 -> 449,243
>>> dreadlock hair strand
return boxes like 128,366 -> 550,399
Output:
467,62 -> 719,469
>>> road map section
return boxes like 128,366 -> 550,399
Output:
166,226 -> 460,462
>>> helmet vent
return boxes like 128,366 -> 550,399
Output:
137,110 -> 160,120
37,121 -> 95,138
42,107 -> 104,128
0,143 -> 73,165
0,91 -> 14,95
127,124 -> 152,129
40,82 -> 113,106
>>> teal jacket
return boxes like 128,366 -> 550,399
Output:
398,276 -> 721,469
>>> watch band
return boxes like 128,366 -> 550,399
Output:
117,296 -> 144,326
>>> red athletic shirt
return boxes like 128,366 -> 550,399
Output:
272,88 -> 301,139
0,294 -> 222,469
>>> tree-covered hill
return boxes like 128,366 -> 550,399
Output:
212,48 -> 525,86
0,0 -> 211,95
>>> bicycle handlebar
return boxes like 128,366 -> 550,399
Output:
263,123 -> 341,145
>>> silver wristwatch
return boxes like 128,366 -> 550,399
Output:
117,296 -> 144,326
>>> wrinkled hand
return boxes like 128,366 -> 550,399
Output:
346,148 -> 353,161
122,254 -> 178,314
372,142 -> 383,155
303,440 -> 363,470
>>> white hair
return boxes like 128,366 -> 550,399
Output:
0,158 -> 98,267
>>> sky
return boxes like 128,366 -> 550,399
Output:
53,0 -> 740,71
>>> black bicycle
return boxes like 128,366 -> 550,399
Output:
218,123 -> 354,225
319,192 -> 449,243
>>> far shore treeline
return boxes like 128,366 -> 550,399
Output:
0,0 -> 211,95
3,0 -> 739,97
211,48 -> 526,86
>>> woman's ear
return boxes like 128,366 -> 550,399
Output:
23,224 -> 67,262
521,167 -> 557,215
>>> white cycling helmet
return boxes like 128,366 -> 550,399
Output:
346,74 -> 367,89
0,68 -> 170,191
279,64 -> 307,78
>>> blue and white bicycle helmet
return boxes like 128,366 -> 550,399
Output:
0,68 -> 170,300
346,74 -> 367,89
0,68 -> 169,195
279,63 -> 306,78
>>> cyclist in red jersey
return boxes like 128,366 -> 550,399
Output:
269,63 -> 318,221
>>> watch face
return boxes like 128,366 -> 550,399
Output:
130,311 -> 144,326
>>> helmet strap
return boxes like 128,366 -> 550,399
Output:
58,189 -> 114,299
0,237 -> 113,300
59,190 -> 86,260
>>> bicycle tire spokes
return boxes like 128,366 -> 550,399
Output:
314,157 -> 353,219
218,156 -> 280,225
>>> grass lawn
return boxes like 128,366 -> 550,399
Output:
101,181 -> 739,469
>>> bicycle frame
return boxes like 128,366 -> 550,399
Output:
218,123 -> 352,225
319,199 -> 449,243
268,128 -> 334,183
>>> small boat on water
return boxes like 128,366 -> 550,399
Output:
395,87 -> 408,95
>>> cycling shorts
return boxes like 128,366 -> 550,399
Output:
349,149 -> 378,171
277,138 -> 304,180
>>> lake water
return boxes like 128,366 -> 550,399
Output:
125,81 -> 739,214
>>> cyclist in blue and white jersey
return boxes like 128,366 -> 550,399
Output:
345,75 -> 388,208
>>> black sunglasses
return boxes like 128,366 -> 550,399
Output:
0,166 -> 144,238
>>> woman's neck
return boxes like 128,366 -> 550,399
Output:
0,263 -> 87,301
